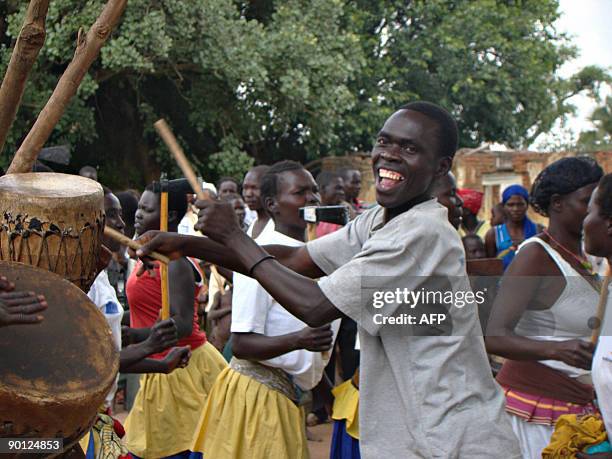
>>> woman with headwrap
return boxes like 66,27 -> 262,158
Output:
485,184 -> 541,270
485,157 -> 604,459
458,188 -> 489,239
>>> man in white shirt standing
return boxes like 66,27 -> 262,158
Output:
191,161 -> 337,459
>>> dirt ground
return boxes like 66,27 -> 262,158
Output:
307,422 -> 333,458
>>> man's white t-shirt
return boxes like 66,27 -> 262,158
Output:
87,270 -> 123,408
592,280 -> 612,435
244,207 -> 258,228
231,227 -> 339,391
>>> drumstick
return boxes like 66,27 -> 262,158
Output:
154,119 -> 231,320
590,266 -> 612,344
160,176 -> 171,320
103,226 -> 170,265
154,119 -> 211,202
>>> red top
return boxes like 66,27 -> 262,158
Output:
126,259 -> 206,359
316,221 -> 342,238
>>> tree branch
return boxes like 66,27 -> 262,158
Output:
0,0 -> 50,154
7,0 -> 127,174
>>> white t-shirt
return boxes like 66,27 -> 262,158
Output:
231,227 -> 339,390
178,208 -> 200,236
87,270 -> 123,408
592,281 -> 612,435
246,217 -> 275,238
244,207 -> 258,228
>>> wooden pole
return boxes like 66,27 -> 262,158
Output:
0,0 -> 50,154
153,119 -> 210,202
591,267 -> 612,344
7,0 -> 128,174
103,226 -> 170,265
160,176 -> 170,320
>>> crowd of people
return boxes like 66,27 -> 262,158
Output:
1,101 -> 611,459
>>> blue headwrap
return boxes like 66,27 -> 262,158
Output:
502,184 -> 529,204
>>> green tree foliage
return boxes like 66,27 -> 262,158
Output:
0,0 -> 608,187
576,96 -> 612,152
0,0 -> 360,185
339,0 -> 609,151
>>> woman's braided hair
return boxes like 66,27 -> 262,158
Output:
529,156 -> 603,216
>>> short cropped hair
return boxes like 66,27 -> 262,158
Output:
145,182 -> 188,220
316,171 -> 340,190
116,191 -> 139,226
260,160 -> 305,203
338,167 -> 359,180
399,101 -> 458,159
245,165 -> 270,178
220,192 -> 243,202
216,176 -> 240,192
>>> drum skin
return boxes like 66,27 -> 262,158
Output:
0,261 -> 119,453
0,173 -> 104,292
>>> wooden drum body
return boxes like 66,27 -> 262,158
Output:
0,261 -> 119,452
0,173 -> 104,291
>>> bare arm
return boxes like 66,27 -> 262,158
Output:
168,258 -> 197,339
485,243 -> 594,369
136,203 -> 338,326
484,227 -> 497,258
120,319 -> 179,370
136,232 -> 325,279
222,232 -> 342,327
121,347 -> 191,374
232,325 -> 332,361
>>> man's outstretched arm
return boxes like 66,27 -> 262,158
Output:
137,200 -> 340,326
137,231 -> 325,279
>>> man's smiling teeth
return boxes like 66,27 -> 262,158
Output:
379,168 -> 405,181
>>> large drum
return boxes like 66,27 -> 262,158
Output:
0,261 -> 118,454
0,173 -> 104,291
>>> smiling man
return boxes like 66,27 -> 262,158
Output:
136,101 -> 520,458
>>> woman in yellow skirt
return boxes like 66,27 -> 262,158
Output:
330,370 -> 360,459
191,162 -> 337,458
123,183 -> 227,458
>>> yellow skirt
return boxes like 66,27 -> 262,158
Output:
191,367 -> 309,459
123,342 -> 227,458
331,379 -> 360,440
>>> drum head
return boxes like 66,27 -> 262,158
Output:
0,261 -> 118,440
0,172 -> 102,199
0,173 -> 104,291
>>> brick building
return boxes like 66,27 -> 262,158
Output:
453,149 -> 612,223
309,150 -> 612,221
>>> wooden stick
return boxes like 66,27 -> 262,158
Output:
591,267 -> 612,344
103,226 -> 170,265
159,179 -> 170,320
7,0 -> 127,174
154,119 -> 210,202
0,0 -> 50,154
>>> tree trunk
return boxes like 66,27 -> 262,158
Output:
7,0 -> 127,174
0,0 -> 50,155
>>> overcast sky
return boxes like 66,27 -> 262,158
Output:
532,0 -> 612,148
